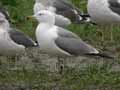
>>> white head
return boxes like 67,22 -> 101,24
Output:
35,0 -> 55,6
34,10 -> 55,25
0,12 -> 10,30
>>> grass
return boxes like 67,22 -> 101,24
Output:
0,0 -> 120,90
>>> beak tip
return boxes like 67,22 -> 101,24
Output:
26,15 -> 37,21
26,16 -> 30,20
26,15 -> 35,20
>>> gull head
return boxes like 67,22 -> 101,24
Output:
0,12 -> 10,29
33,10 -> 55,24
35,0 -> 54,5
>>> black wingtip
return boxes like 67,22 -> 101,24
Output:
80,14 -> 92,23
73,14 -> 96,25
86,53 -> 115,59
34,41 -> 39,47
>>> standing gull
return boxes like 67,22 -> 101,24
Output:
87,0 -> 120,41
0,7 -> 37,56
31,10 -> 113,74
33,0 -> 92,27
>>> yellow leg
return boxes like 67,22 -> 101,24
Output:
101,30 -> 105,42
97,26 -> 105,42
102,26 -> 114,42
110,29 -> 113,42
109,25 -> 114,42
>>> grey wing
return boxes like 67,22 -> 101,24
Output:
9,29 -> 37,48
55,14 -> 71,27
55,27 -> 98,56
57,27 -> 80,38
55,37 -> 98,56
53,0 -> 75,11
108,0 -> 120,15
53,0 -> 83,23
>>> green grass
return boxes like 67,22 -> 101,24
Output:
0,61 -> 120,90
0,0 -> 120,90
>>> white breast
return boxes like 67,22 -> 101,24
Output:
36,24 -> 71,56
87,0 -> 120,24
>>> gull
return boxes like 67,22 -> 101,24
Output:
87,0 -> 120,41
31,10 -> 113,74
0,7 -> 37,56
33,0 -> 92,27
0,7 -> 11,22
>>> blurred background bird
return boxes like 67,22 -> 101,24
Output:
0,7 -> 37,56
33,0 -> 93,27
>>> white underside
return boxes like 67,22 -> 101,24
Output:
88,0 -> 120,24
0,29 -> 25,56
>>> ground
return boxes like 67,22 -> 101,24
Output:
0,0 -> 120,90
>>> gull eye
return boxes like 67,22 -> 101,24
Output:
39,13 -> 43,16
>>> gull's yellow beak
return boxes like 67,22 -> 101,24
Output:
26,15 -> 36,21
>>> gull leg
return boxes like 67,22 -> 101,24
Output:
105,26 -> 114,42
110,29 -> 113,42
101,26 -> 107,42
109,25 -> 114,42
96,27 -> 105,42
101,30 -> 104,42
57,57 -> 64,75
